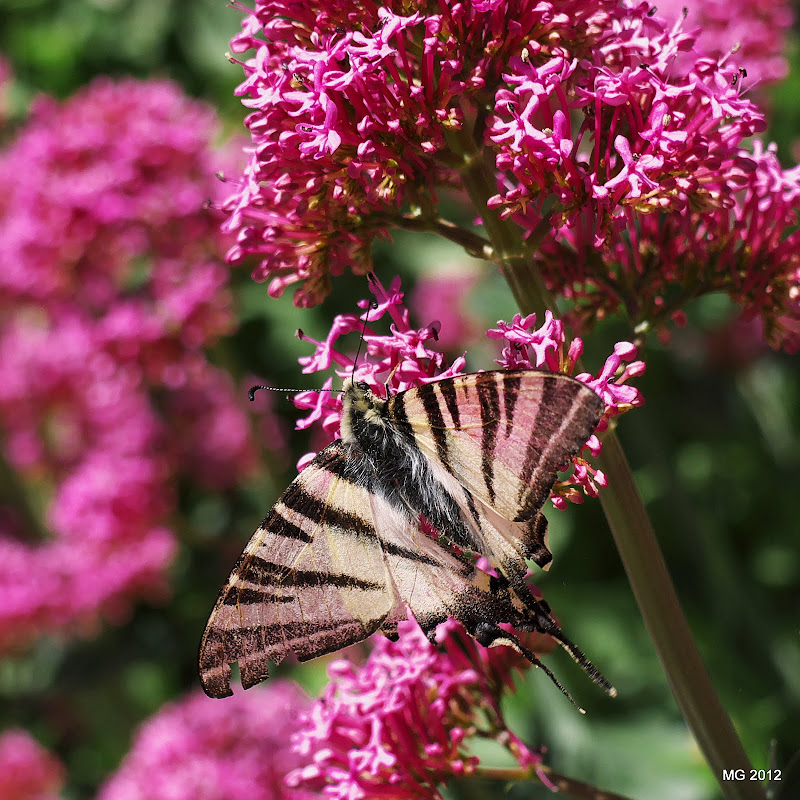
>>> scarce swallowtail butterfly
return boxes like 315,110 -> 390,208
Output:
199,369 -> 615,704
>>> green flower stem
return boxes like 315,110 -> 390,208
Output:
474,764 -> 636,800
596,432 -> 762,800
443,128 -> 550,321
391,213 -> 493,261
0,443 -> 50,544
445,124 -> 764,800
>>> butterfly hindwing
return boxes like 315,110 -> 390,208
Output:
370,490 -> 494,633
388,371 -> 603,524
411,445 -> 553,582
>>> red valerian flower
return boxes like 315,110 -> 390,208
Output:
221,0 -> 797,357
535,139 -> 800,348
487,5 -> 764,255
0,78 -> 266,650
0,315 -> 176,649
286,615 -> 547,800
0,728 -> 65,800
653,0 -> 794,87
293,275 -> 644,508
221,0 -> 624,306
98,684 -> 313,800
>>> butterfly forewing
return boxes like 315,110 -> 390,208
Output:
388,371 -> 603,524
199,442 -> 395,698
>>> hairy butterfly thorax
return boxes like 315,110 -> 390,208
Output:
341,379 -> 463,536
340,379 -> 387,440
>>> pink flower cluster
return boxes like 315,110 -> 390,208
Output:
294,276 -> 643,507
0,728 -> 65,800
482,5 -> 797,348
0,78 -> 258,650
483,4 -> 780,333
287,616 -> 544,800
222,0 -> 621,306
488,6 -> 763,229
98,683 -> 313,800
654,0 -> 794,86
222,0 -> 797,354
410,270 -> 481,353
541,138 -> 800,349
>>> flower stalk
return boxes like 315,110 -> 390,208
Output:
444,126 -> 550,321
447,123 -> 765,800
474,764 -> 636,800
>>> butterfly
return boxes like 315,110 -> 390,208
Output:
199,369 -> 615,704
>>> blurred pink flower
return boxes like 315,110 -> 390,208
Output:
0,315 -> 176,647
98,683 -> 313,800
162,364 -> 258,489
653,0 -> 794,87
410,269 -> 481,353
0,78 -> 266,650
287,616 -> 543,800
0,729 -> 65,800
0,78 -> 230,315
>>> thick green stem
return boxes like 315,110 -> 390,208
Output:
445,124 -> 765,800
596,433 -> 761,800
443,128 -> 550,320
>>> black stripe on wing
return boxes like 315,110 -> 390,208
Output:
516,378 -> 604,520
261,513 -> 313,543
277,476 -> 441,567
244,554 -> 386,591
475,372 -> 501,504
419,382 -> 450,465
518,375 -> 560,491
222,588 -> 295,605
501,373 -> 521,436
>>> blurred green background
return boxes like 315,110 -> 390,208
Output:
1,2 -> 799,799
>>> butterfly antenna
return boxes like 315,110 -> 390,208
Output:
248,385 -> 343,401
515,641 -> 586,715
351,299 -> 379,383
